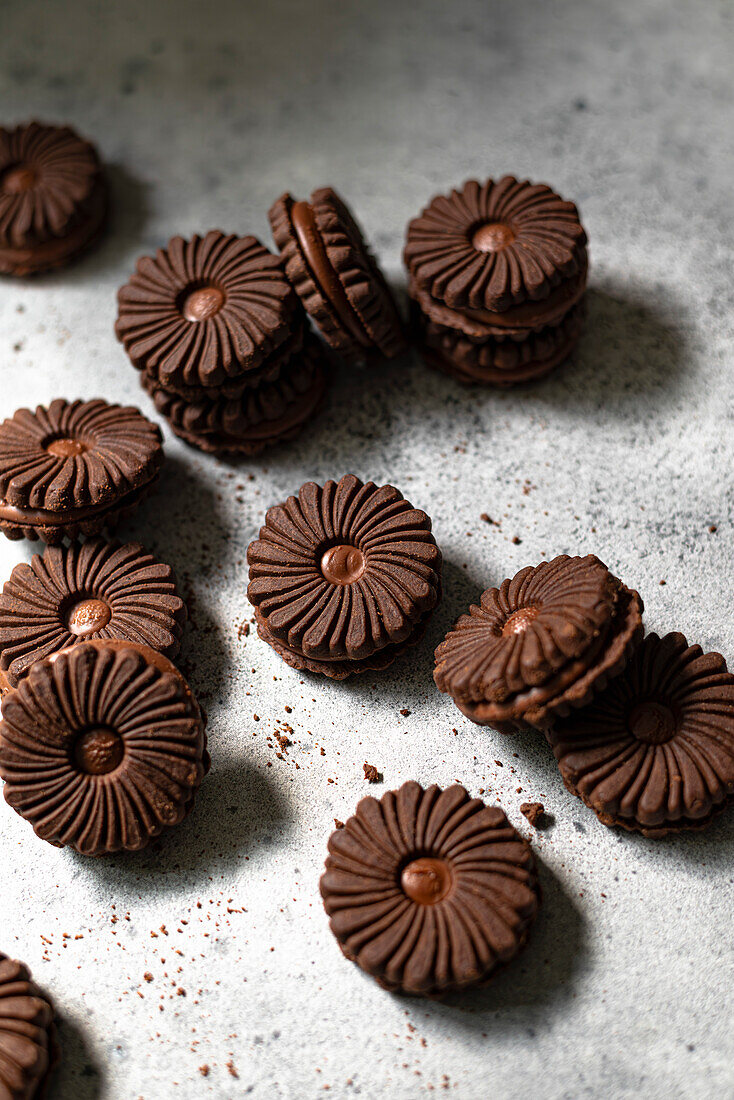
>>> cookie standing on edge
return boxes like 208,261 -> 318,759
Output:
320,781 -> 540,996
0,952 -> 58,1097
547,632 -> 734,837
0,398 -> 164,544
0,639 -> 208,856
405,177 -> 587,386
247,475 -> 442,678
0,538 -> 187,694
0,121 -> 107,277
434,555 -> 643,732
269,187 -> 407,364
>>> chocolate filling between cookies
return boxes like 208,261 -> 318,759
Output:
290,201 -> 372,348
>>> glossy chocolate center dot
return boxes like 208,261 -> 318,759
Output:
627,701 -> 677,745
502,605 -> 540,636
73,728 -> 124,775
1,163 -> 37,194
180,283 -> 225,323
472,220 -> 516,252
320,545 -> 366,585
65,598 -> 112,637
45,437 -> 87,458
401,858 -> 453,905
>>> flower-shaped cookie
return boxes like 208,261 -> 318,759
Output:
0,121 -> 107,275
434,555 -> 644,731
0,953 -> 57,1098
320,781 -> 540,996
0,538 -> 186,692
404,177 -> 587,312
0,640 -> 208,855
247,475 -> 442,677
116,232 -> 299,389
0,398 -> 163,544
547,632 -> 734,836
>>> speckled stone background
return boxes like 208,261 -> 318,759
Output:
1,1 -> 733,1097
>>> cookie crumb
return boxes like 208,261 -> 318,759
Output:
363,763 -> 382,783
199,1065 -> 210,1077
400,708 -> 411,717
511,536 -> 522,545
709,524 -> 718,533
520,802 -> 545,827
333,819 -> 344,830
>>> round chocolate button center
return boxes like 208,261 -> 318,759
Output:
472,220 -> 516,252
627,701 -> 677,745
401,858 -> 453,905
181,283 -> 225,323
66,598 -> 112,637
73,728 -> 124,776
46,437 -> 87,458
1,163 -> 37,194
502,605 -> 540,636
320,544 -> 366,585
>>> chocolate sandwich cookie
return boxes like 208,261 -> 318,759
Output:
0,953 -> 58,1098
547,632 -> 734,837
247,475 -> 442,678
0,121 -> 107,277
405,177 -> 587,386
116,231 -> 300,391
0,538 -> 186,693
434,555 -> 643,732
0,399 -> 163,544
144,337 -> 328,456
320,781 -> 540,996
0,639 -> 208,856
269,188 -> 406,363
416,300 -> 585,386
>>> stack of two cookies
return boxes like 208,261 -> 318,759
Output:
116,190 -> 406,455
405,177 -> 588,386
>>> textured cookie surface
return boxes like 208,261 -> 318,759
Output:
320,781 -> 540,996
0,640 -> 208,856
116,232 -> 298,388
547,632 -> 734,836
0,121 -> 107,275
0,538 -> 186,690
404,177 -> 587,312
247,474 -> 442,665
0,952 -> 57,1099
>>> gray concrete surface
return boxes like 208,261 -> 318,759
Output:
1,1 -> 733,1097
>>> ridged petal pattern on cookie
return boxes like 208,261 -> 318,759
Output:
0,642 -> 208,856
404,177 -> 587,312
0,954 -> 56,1099
434,556 -> 619,704
547,632 -> 734,835
0,122 -> 102,248
0,538 -> 186,687
116,232 -> 298,388
320,781 -> 539,996
247,475 -> 442,661
0,398 -> 163,511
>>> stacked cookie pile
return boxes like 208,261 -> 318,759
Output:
115,232 -> 328,455
404,176 -> 588,386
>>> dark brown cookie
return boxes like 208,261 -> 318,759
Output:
415,301 -> 584,386
547,632 -> 734,837
144,338 -> 328,456
0,538 -> 187,693
116,232 -> 300,389
0,121 -> 107,277
0,399 -> 163,544
0,953 -> 58,1098
0,639 -> 208,856
404,177 -> 587,313
247,475 -> 442,677
434,555 -> 644,732
269,188 -> 406,363
320,781 -> 540,996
